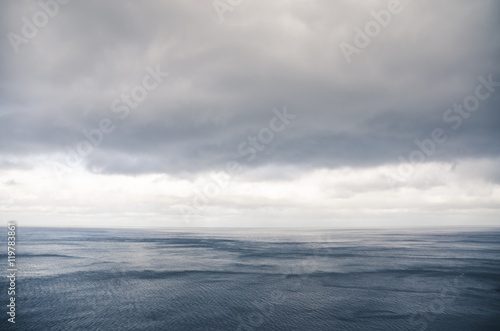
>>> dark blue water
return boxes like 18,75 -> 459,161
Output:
1,227 -> 499,330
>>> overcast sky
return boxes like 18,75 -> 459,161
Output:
1,0 -> 499,228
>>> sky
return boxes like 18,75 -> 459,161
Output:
0,0 -> 499,228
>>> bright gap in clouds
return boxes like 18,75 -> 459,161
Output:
1,157 -> 499,228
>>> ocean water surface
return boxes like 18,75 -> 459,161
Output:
1,227 -> 499,330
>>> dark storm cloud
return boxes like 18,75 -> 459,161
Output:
0,0 -> 499,175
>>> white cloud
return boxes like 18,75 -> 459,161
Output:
1,159 -> 499,227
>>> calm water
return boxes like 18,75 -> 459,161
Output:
1,227 -> 499,330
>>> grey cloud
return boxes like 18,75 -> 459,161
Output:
0,0 -> 499,176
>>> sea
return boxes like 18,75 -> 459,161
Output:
1,227 -> 499,330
